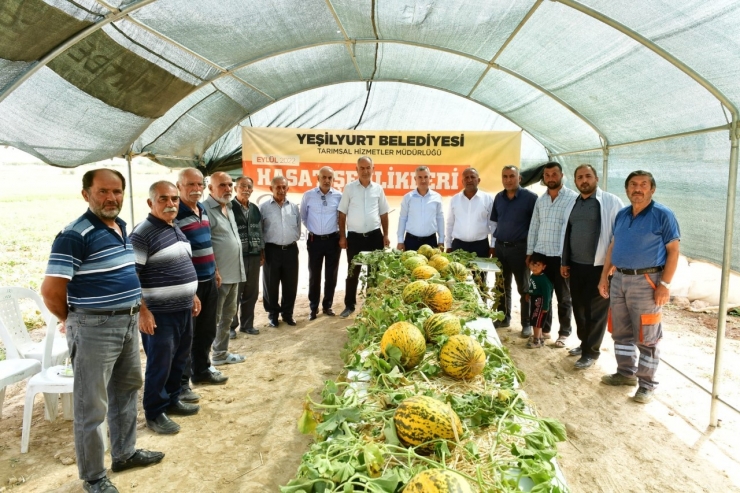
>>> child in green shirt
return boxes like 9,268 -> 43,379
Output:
526,252 -> 553,349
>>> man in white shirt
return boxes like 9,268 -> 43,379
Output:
300,167 -> 342,320
337,156 -> 391,317
445,167 -> 494,259
396,166 -> 445,251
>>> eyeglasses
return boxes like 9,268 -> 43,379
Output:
321,196 -> 327,206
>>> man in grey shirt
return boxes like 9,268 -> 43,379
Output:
205,172 -> 246,366
561,164 -> 623,369
260,175 -> 301,327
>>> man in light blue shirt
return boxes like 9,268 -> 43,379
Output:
300,167 -> 342,320
396,166 -> 445,251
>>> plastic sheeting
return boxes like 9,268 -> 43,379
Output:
0,0 -> 739,268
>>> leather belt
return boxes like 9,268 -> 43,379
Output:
498,240 -> 526,247
615,266 -> 664,275
405,232 -> 435,241
308,232 -> 339,240
348,228 -> 380,237
68,305 -> 140,316
266,242 -> 297,250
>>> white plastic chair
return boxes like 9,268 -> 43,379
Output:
0,287 -> 69,366
20,310 -> 108,453
0,337 -> 41,418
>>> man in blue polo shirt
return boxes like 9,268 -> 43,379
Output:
41,169 -> 163,493
598,170 -> 680,404
491,165 -> 537,338
131,181 -> 201,435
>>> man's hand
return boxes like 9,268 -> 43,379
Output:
57,320 -> 66,334
598,277 -> 610,299
525,254 -> 531,266
138,306 -> 156,335
437,243 -> 444,250
445,247 -> 452,253
397,243 -> 405,251
654,284 -> 670,306
488,247 -> 494,258
383,235 -> 390,248
339,236 -> 347,249
560,266 -> 570,278
215,269 -> 222,288
192,294 -> 201,317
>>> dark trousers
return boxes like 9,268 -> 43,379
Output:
141,309 -> 192,420
307,234 -> 341,312
451,238 -> 490,284
183,277 -> 217,384
538,253 -> 573,337
344,229 -> 384,309
404,233 -> 438,252
262,243 -> 299,318
570,262 -> 609,358
231,255 -> 261,332
495,241 -> 530,327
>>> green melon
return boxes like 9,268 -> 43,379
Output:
393,395 -> 463,454
400,250 -> 418,262
446,262 -> 469,282
418,244 -> 435,259
423,313 -> 462,342
403,280 -> 430,304
439,334 -> 486,380
404,255 -> 428,271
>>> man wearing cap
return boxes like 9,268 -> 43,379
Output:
300,167 -> 342,320
397,165 -> 445,252
598,170 -> 680,404
41,168 -> 163,493
261,175 -> 301,327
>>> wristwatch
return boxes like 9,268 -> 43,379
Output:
660,280 -> 671,289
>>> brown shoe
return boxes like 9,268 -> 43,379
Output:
601,372 -> 638,386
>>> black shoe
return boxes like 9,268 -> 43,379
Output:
179,387 -> 200,403
146,413 -> 180,435
111,449 -> 165,472
191,368 -> 228,385
166,400 -> 200,416
283,316 -> 297,326
568,347 -> 583,357
493,319 -> 511,328
340,307 -> 354,318
83,477 -> 118,493
268,317 -> 280,327
229,329 -> 237,339
309,311 -> 317,321
574,357 -> 595,370
322,308 -> 336,316
239,328 -> 260,335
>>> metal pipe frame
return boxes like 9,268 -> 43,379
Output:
126,151 -> 135,226
710,114 -> 739,427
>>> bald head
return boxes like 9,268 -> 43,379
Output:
318,166 -> 334,193
208,171 -> 234,205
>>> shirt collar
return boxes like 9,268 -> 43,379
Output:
84,209 -> 127,231
146,213 -> 175,228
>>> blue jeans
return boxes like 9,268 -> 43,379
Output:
141,309 -> 192,420
66,312 -> 143,482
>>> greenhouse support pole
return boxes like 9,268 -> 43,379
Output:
710,114 -> 739,427
126,152 -> 135,227
602,145 -> 609,191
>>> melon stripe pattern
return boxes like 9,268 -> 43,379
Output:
439,335 -> 486,380
393,395 -> 463,454
423,313 -> 461,342
380,322 -> 427,370
403,469 -> 473,493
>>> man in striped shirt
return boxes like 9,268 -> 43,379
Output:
131,181 -> 201,435
41,169 -> 163,493
526,162 -> 578,347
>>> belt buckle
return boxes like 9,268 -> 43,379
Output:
129,305 -> 137,316
362,232 -> 369,237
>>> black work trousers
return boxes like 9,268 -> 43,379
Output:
570,262 -> 609,358
182,276 -> 217,385
403,233 -> 438,252
307,233 -> 341,312
451,238 -> 490,285
495,241 -> 530,327
344,229 -> 384,309
538,253 -> 573,337
262,243 -> 299,319
231,254 -> 261,332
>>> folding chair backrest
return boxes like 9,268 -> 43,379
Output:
0,287 -> 56,366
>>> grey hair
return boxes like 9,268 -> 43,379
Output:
149,180 -> 178,201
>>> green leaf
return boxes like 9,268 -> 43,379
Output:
297,408 -> 317,434
541,418 -> 567,442
363,442 -> 385,478
383,418 -> 400,445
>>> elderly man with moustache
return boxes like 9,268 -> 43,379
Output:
526,161 -> 578,348
397,165 -> 445,252
261,175 -> 301,327
598,170 -> 680,403
175,168 -> 228,396
204,172 -> 246,365
490,165 -> 538,337
338,156 -> 391,318
230,176 -> 263,337
41,168 -> 163,493
560,165 -> 623,370
131,181 -> 201,435
300,167 -> 342,320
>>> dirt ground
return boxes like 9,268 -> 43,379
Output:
2,287 -> 740,493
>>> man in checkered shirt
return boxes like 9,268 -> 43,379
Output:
526,162 -> 578,347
